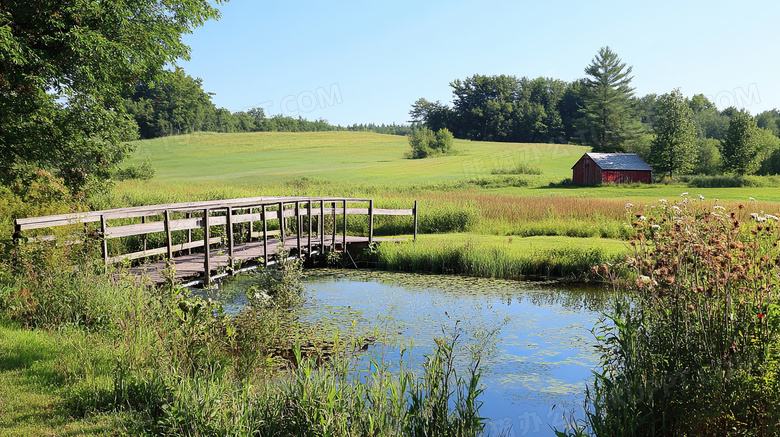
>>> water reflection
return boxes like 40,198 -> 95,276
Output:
213,269 -> 608,435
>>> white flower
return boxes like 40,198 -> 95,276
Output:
625,202 -> 634,209
651,224 -> 661,229
680,192 -> 689,197
639,215 -> 646,221
749,197 -> 755,201
766,214 -> 780,220
699,194 -> 705,200
713,205 -> 726,210
672,206 -> 681,211
658,199 -> 667,203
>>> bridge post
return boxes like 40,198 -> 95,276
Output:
331,201 -> 336,251
278,202 -> 285,243
164,210 -> 173,261
307,201 -> 312,256
142,216 -> 148,252
262,205 -> 269,267
413,200 -> 418,243
203,208 -> 211,287
100,215 -> 108,273
369,199 -> 374,245
186,212 -> 192,254
227,206 -> 235,274
295,202 -> 302,258
342,199 -> 347,250
319,200 -> 325,252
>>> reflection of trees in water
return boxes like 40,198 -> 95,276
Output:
304,268 -> 612,313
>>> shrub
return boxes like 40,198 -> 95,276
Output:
115,159 -> 155,181
407,127 -> 454,159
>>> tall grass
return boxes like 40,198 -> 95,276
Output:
374,236 -> 625,280
0,241 -> 492,435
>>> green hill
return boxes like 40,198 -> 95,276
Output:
128,131 -> 587,186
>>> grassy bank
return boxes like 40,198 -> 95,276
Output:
372,234 -> 628,280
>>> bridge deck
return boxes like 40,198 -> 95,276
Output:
123,235 -> 398,286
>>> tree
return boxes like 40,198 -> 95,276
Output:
0,0 -> 225,192
650,89 -> 697,178
125,68 -> 219,139
408,98 -> 453,132
577,46 -> 637,152
721,111 -> 759,175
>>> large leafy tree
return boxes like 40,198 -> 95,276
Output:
125,67 -> 220,139
650,89 -> 697,178
721,111 -> 759,175
578,46 -> 637,152
0,0 -> 224,192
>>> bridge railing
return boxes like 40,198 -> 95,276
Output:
14,196 -> 418,284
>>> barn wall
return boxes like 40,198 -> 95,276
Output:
601,170 -> 652,184
572,156 -> 603,185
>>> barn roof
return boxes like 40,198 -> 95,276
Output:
574,153 -> 652,171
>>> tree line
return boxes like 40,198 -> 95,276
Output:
410,46 -> 780,177
123,68 -> 415,139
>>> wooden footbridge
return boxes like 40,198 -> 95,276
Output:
14,196 -> 418,288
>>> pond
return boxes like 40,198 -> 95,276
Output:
215,269 -> 609,435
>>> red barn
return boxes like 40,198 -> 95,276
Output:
572,153 -> 652,185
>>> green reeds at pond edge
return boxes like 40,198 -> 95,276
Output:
373,236 -> 626,281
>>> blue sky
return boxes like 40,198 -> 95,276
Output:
180,0 -> 780,126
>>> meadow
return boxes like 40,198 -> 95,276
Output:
4,131 -> 780,435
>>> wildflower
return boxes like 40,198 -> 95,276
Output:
749,197 -> 755,201
658,199 -> 667,203
699,194 -> 705,200
713,205 -> 725,210
639,215 -> 646,221
766,214 -> 779,220
651,224 -> 661,229
680,192 -> 689,197
625,202 -> 634,209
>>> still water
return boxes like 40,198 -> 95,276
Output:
219,269 -> 608,436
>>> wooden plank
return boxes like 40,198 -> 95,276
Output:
342,200 -> 347,249
307,201 -> 312,254
108,237 -> 222,264
374,208 -> 414,216
15,195 -> 370,231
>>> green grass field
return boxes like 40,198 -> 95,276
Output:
124,131 -> 780,203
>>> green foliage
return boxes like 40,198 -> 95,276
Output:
577,46 -> 638,152
0,0 -> 224,192
650,89 -> 697,177
692,137 -> 722,175
585,200 -> 780,435
407,127 -> 454,158
722,110 -> 760,175
114,159 -> 156,181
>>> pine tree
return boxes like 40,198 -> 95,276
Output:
578,47 -> 637,152
650,89 -> 697,178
